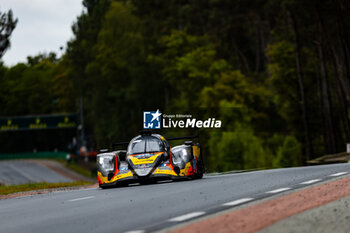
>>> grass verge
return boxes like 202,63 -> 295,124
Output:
0,181 -> 92,196
65,161 -> 96,178
51,158 -> 97,178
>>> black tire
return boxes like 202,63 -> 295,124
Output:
99,183 -> 127,189
194,155 -> 204,179
99,184 -> 108,189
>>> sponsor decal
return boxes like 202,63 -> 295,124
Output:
0,114 -> 78,131
135,153 -> 154,159
29,118 -> 47,129
193,157 -> 197,173
0,119 -> 18,130
57,117 -> 76,128
120,166 -> 128,171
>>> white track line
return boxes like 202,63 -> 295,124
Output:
222,198 -> 254,206
124,231 -> 145,233
266,187 -> 291,194
300,179 -> 321,185
129,183 -> 140,186
157,180 -> 173,184
67,196 -> 94,202
75,188 -> 98,191
169,212 -> 206,222
329,172 -> 348,177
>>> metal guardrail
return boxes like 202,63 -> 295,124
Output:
307,152 -> 350,165
0,152 -> 68,160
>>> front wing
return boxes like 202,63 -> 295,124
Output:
98,145 -> 201,187
98,161 -> 197,187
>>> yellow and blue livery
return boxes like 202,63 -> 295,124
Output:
97,131 -> 204,188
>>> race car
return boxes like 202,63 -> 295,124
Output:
97,131 -> 204,188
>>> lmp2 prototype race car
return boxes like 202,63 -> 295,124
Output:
97,131 -> 204,188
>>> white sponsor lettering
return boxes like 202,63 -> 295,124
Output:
186,118 -> 196,127
163,118 -> 221,128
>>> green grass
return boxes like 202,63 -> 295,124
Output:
0,181 -> 93,196
65,161 -> 96,178
50,158 -> 97,178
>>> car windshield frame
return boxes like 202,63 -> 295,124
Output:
127,136 -> 164,155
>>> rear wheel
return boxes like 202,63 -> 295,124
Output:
194,155 -> 204,179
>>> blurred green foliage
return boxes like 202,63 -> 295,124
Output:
1,0 -> 350,171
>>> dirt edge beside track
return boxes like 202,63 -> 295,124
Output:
169,176 -> 350,233
0,183 -> 99,200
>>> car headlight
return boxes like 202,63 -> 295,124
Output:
97,154 -> 115,172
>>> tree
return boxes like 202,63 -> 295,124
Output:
1,0 -> 346,169
0,9 -> 17,58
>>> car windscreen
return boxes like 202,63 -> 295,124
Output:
127,136 -> 163,154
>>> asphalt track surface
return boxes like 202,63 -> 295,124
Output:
2,163 -> 350,233
0,160 -> 74,185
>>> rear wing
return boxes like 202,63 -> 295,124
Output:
112,141 -> 129,150
166,135 -> 200,141
111,131 -> 200,150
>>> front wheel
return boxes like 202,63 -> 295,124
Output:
194,155 -> 204,179
99,184 -> 108,189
